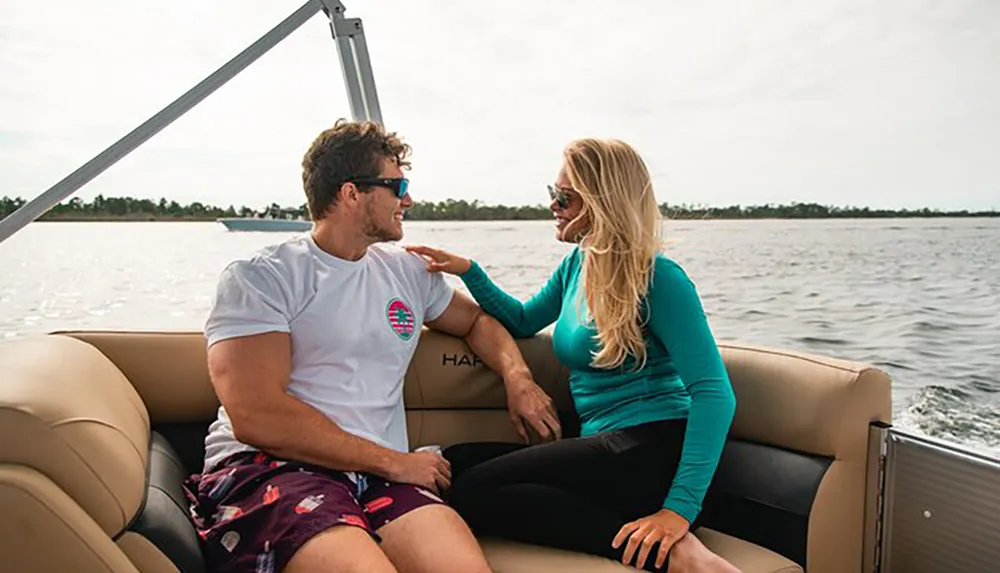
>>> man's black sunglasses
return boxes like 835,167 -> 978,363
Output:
349,177 -> 409,199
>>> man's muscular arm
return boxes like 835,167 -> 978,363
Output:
208,331 -> 451,493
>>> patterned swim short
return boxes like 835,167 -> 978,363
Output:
183,451 -> 445,573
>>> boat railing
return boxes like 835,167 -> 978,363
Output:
864,423 -> 1000,572
0,0 -> 378,245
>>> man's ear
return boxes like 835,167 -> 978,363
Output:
337,181 -> 359,206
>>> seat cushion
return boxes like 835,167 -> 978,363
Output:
699,439 -> 831,566
479,528 -> 802,573
697,529 -> 803,573
124,432 -> 205,573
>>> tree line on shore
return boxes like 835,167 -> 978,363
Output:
1,194 -> 996,221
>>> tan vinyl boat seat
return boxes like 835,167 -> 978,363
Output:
481,531 -> 803,572
0,329 -> 890,573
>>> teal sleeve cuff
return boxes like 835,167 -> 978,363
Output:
662,496 -> 700,527
460,259 -> 487,285
459,260 -> 495,303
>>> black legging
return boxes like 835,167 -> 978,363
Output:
444,418 -> 700,572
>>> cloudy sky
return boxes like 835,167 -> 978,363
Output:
1,0 -> 997,212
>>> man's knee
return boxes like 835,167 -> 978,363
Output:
285,524 -> 397,573
378,504 -> 492,573
378,503 -> 474,540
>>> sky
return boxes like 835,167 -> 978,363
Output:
1,0 -> 998,212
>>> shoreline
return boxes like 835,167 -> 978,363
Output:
23,216 -> 1000,223
4,196 -> 997,222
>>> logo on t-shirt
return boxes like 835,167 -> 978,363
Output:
386,298 -> 415,340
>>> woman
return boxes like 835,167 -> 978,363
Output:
405,138 -> 738,572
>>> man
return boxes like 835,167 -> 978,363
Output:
185,119 -> 563,573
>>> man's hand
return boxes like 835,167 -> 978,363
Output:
384,451 -> 453,496
612,508 -> 691,571
505,373 -> 562,443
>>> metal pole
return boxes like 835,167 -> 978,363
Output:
863,421 -> 891,573
0,0 -> 322,245
331,21 -> 368,121
320,0 -> 382,124
351,25 -> 384,124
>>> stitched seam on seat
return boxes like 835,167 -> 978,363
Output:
51,418 -> 147,466
718,343 -> 869,375
831,366 -> 871,461
116,435 -> 156,541
50,417 -> 147,529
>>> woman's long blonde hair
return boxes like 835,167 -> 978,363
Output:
564,138 -> 663,370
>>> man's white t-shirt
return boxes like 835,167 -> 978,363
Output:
201,234 -> 455,473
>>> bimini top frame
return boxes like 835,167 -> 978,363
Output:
0,0 -> 380,245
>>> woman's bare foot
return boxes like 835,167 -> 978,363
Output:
667,532 -> 742,573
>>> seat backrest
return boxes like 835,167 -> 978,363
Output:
385,331 -> 893,572
0,334 -> 199,573
1,329 -> 890,573
705,342 -> 891,572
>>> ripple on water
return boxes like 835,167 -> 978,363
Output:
969,377 -> 1000,394
797,336 -> 851,347
872,360 -> 917,372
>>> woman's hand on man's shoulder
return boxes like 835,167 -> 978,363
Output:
404,245 -> 473,276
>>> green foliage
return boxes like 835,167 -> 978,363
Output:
0,195 -> 995,221
0,195 -> 303,221
657,202 -> 998,219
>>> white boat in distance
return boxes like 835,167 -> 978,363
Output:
217,217 -> 311,232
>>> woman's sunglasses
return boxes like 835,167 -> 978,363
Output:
350,177 -> 409,199
547,184 -> 571,209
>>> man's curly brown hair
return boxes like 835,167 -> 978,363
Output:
301,119 -> 412,220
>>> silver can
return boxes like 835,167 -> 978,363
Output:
415,444 -> 443,455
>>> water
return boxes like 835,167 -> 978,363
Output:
2,218 -> 998,456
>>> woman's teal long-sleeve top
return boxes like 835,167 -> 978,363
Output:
459,246 -> 736,524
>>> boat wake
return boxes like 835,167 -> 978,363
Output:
896,383 -> 1000,458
